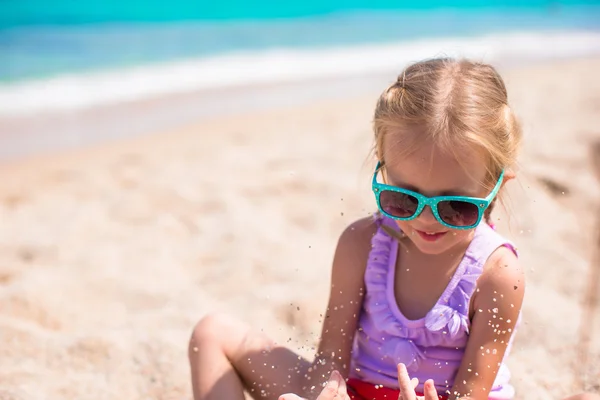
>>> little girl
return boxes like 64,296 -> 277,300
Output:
189,58 -> 528,400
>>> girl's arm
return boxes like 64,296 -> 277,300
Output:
449,246 -> 526,400
301,217 -> 376,397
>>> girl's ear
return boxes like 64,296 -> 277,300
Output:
501,169 -> 516,189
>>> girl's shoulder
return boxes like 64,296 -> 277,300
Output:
337,214 -> 380,250
330,215 -> 381,280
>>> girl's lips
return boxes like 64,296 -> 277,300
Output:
415,230 -> 448,242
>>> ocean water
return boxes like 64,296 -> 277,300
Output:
1,0 -> 600,115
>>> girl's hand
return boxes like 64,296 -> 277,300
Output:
396,363 -> 440,400
278,370 -> 350,400
278,364 -> 441,400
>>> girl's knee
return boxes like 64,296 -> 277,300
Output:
189,313 -> 255,354
190,313 -> 235,346
188,313 -> 279,378
188,313 -> 235,364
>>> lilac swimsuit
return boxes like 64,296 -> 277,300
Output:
349,215 -> 519,399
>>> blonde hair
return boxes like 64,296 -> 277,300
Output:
372,57 -> 523,223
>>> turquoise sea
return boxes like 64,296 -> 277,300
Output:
1,0 -> 599,115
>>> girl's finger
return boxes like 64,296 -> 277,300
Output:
396,363 -> 416,400
278,394 -> 304,400
316,370 -> 348,400
422,379 -> 439,400
331,370 -> 349,397
411,377 -> 419,389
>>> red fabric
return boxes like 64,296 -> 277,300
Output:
347,378 -> 448,400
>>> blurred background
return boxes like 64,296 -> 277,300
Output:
1,0 -> 600,158
0,1 -> 599,400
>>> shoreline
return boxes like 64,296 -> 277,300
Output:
2,28 -> 600,118
1,54 -> 599,164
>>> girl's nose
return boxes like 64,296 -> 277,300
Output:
416,205 -> 438,224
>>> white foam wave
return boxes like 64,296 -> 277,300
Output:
1,30 -> 599,116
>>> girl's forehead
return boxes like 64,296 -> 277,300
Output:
382,137 -> 489,195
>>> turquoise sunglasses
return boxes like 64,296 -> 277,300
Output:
372,162 -> 504,230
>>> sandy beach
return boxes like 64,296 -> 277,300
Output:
0,56 -> 599,400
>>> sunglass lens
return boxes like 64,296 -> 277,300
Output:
379,190 -> 419,219
437,200 -> 480,227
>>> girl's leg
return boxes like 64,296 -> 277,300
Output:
188,313 -> 312,400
